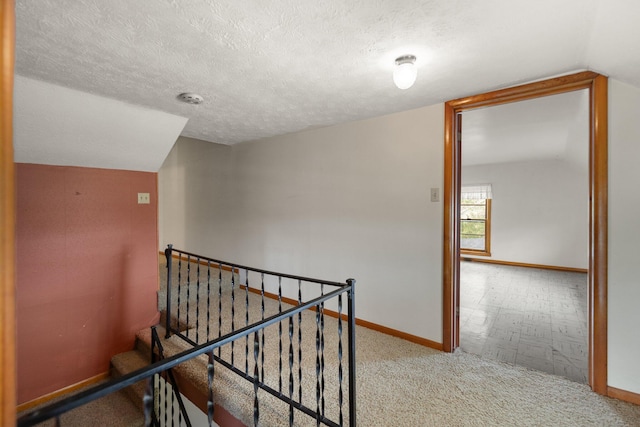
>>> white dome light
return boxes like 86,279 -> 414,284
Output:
393,55 -> 417,90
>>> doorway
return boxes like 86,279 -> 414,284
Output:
442,71 -> 608,394
458,90 -> 590,382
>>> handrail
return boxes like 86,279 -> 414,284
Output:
16,286 -> 351,427
166,245 -> 347,288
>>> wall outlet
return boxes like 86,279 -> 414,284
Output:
430,188 -> 440,202
138,192 -> 150,204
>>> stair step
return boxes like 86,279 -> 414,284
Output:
110,349 -> 149,408
129,325 -> 245,427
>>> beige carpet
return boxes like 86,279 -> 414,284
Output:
158,322 -> 640,427
154,255 -> 640,426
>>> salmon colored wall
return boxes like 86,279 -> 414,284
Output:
16,163 -> 160,404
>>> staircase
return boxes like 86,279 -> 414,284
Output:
19,252 -> 356,427
109,322 -> 242,427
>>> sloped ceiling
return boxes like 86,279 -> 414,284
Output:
13,0 -> 640,169
462,90 -> 589,167
14,76 -> 187,172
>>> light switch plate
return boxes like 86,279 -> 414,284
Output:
430,188 -> 439,202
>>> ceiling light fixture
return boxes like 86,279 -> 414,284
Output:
178,92 -> 204,104
393,55 -> 417,90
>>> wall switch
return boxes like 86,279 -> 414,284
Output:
430,188 -> 440,202
138,192 -> 150,204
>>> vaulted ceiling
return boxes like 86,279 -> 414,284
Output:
13,0 -> 640,170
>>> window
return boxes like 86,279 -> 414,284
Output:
460,185 -> 492,256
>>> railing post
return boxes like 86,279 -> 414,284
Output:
346,278 -> 357,427
165,244 -> 173,338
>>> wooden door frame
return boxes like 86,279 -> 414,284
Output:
442,71 -> 608,395
1,0 -> 16,423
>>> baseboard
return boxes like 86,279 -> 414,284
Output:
349,317 -> 444,351
240,285 -> 443,352
16,372 -> 109,413
160,251 -> 238,273
607,386 -> 640,406
460,257 -> 588,273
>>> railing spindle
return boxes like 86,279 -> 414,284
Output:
315,300 -> 321,426
173,378 -> 178,426
231,264 -> 236,366
278,276 -> 283,394
320,283 -> 326,417
164,245 -> 173,338
338,294 -> 344,426
207,261 -> 211,342
144,376 -> 154,427
162,375 -> 169,426
208,351 -> 215,427
245,268 -> 250,375
253,331 -> 260,426
218,263 -> 223,357
196,258 -> 201,344
298,279 -> 303,404
288,316 -> 294,426
260,273 -> 265,382
186,255 -> 191,340
177,256 -> 182,335
153,373 -> 158,426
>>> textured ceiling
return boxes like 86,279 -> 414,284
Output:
14,0 -> 640,146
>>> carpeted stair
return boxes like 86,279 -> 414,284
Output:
110,347 -> 149,410
108,325 -> 237,427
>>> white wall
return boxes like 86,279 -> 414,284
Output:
608,79 -> 640,394
463,158 -> 588,269
158,136 -> 233,255
160,105 -> 444,342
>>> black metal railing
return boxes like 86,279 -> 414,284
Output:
164,245 -> 357,426
150,326 -> 192,426
17,246 -> 356,427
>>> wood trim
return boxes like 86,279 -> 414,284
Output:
350,316 -> 443,351
443,71 -> 608,395
442,103 -> 457,353
460,257 -> 588,274
0,0 -> 15,425
607,386 -> 640,406
161,251 -> 239,274
16,372 -> 109,413
460,199 -> 492,257
241,285 -> 443,352
447,71 -> 601,110
590,74 -> 608,395
485,198 -> 492,255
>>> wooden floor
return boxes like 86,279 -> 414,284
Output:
459,261 -> 588,383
